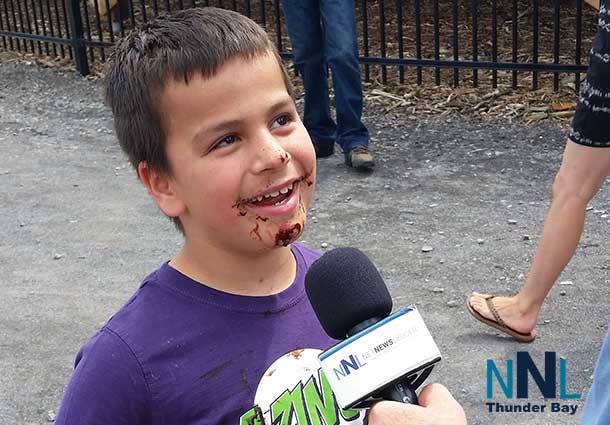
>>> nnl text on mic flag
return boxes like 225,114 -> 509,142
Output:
305,247 -> 442,409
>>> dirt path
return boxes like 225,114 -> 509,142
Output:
1,61 -> 609,424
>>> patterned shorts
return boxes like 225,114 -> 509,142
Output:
569,0 -> 610,147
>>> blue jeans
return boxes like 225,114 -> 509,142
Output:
581,326 -> 610,424
281,0 -> 369,152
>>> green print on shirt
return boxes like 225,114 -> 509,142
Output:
239,369 -> 360,425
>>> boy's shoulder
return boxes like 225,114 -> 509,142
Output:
102,244 -> 321,344
101,264 -> 178,343
92,243 -> 322,359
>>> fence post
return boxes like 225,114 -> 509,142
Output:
66,0 -> 89,76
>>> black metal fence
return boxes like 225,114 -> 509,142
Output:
0,0 -> 600,91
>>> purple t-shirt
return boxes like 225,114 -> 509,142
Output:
55,243 -> 365,424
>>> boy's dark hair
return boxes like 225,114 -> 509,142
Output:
105,7 -> 294,233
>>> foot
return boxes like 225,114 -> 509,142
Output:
467,292 -> 538,338
345,146 -> 375,170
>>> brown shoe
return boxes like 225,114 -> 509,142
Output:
345,146 -> 375,170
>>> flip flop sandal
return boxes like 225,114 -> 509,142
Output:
466,294 -> 536,343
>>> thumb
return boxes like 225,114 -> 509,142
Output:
417,383 -> 467,424
417,383 -> 457,408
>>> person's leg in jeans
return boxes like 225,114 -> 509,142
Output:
281,0 -> 336,157
581,327 -> 610,424
319,0 -> 368,152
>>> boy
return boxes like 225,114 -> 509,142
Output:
55,7 -> 464,424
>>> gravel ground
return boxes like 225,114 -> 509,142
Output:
1,61 -> 609,425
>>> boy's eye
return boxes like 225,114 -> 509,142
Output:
213,134 -> 239,150
271,114 -> 292,129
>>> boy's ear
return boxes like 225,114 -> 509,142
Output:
137,161 -> 186,218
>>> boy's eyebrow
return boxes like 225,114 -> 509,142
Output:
193,97 -> 295,144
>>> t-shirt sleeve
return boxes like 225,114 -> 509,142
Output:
569,1 -> 610,147
55,328 -> 152,425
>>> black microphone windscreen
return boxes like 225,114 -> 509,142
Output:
305,247 -> 393,339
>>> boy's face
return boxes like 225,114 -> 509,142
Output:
157,51 -> 316,253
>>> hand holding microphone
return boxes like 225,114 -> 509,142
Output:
305,247 -> 442,408
305,247 -> 466,424
367,383 -> 467,425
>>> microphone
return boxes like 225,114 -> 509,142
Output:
305,247 -> 442,410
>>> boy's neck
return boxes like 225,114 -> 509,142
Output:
168,240 -> 297,297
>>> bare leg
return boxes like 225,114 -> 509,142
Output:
469,140 -> 610,337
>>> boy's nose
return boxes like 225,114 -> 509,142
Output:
250,134 -> 291,174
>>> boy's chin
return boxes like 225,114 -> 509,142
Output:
273,221 -> 304,247
250,218 -> 306,250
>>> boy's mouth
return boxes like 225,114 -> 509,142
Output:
245,182 -> 294,207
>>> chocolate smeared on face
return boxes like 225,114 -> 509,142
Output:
233,201 -> 248,217
256,216 -> 269,222
250,223 -> 262,241
300,169 -> 314,187
275,222 -> 302,247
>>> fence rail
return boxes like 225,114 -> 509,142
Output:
0,0 -> 600,91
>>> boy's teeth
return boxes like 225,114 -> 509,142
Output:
264,191 -> 280,199
250,182 -> 294,203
